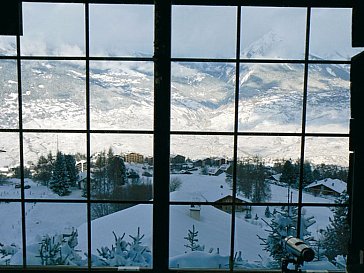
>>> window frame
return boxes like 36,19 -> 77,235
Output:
0,0 -> 357,272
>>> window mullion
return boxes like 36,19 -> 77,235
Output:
153,0 -> 172,272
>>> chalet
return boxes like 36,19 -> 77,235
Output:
201,186 -> 251,213
304,178 -> 347,197
268,173 -> 282,182
214,195 -> 251,213
207,167 -> 224,176
207,164 -> 230,176
170,154 -> 186,164
193,159 -> 203,168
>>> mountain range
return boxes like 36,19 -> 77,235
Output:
0,34 -> 352,167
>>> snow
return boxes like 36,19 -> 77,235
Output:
305,178 -> 347,195
0,169 -> 343,269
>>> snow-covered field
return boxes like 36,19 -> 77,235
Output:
0,170 -> 341,269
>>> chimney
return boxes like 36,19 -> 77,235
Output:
190,205 -> 201,221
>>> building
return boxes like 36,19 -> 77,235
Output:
214,195 -> 251,213
305,178 -> 347,197
124,152 -> 144,164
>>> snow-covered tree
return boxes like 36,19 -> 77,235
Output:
95,227 -> 151,267
64,154 -> 79,188
0,243 -> 19,265
33,153 -> 53,186
321,191 -> 350,261
258,206 -> 315,264
50,151 -> 71,196
36,229 -> 84,266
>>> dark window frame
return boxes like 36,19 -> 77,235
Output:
0,0 -> 358,272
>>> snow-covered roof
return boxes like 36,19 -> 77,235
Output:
0,167 -> 9,173
77,202 -> 266,261
305,178 -> 346,194
270,173 -> 282,181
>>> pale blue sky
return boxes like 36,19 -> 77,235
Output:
5,3 -> 361,59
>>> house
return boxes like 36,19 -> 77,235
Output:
207,164 -> 230,176
213,195 -> 251,213
304,178 -> 347,197
207,167 -> 224,176
170,154 -> 185,164
268,173 -> 282,183
144,156 -> 153,166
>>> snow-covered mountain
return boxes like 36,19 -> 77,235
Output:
0,37 -> 351,167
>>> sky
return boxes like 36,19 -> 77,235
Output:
0,3 -> 361,59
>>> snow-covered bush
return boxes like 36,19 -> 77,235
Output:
9,228 -> 85,266
93,227 -> 151,267
0,243 -> 20,265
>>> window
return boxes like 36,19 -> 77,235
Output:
0,0 -> 361,272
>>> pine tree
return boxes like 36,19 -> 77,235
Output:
321,191 -> 350,261
280,160 -> 298,186
50,151 -> 71,196
33,154 -> 53,186
64,154 -> 79,188
265,206 -> 272,218
258,206 -> 315,263
184,225 -> 202,252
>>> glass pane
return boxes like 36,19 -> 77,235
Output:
21,60 -> 86,129
87,203 -> 152,268
241,7 -> 306,60
0,36 -> 16,56
21,3 -> 85,56
238,136 -> 302,203
303,206 -> 349,271
90,61 -> 153,130
310,8 -> 363,60
169,204 -> 232,269
23,133 -> 86,200
303,137 -> 349,204
0,60 -> 18,129
172,6 -> 236,59
0,133 -> 20,199
90,4 -> 153,57
171,62 -> 235,132
306,64 -> 350,134
235,205 -> 329,269
25,202 -> 87,266
239,63 -> 304,133
90,134 -> 153,202
0,202 -> 22,265
170,135 -> 233,202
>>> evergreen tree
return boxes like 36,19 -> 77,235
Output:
280,160 -> 298,186
302,161 -> 314,187
64,154 -> 79,188
50,152 -> 71,196
258,206 -> 315,263
321,191 -> 350,261
184,225 -> 203,252
236,157 -> 270,202
33,154 -> 53,186
107,149 -> 127,191
265,206 -> 272,218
